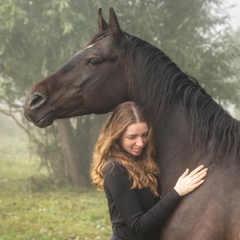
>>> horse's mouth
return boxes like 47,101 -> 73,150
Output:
24,110 -> 55,128
34,114 -> 54,128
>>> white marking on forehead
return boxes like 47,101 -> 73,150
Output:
78,44 -> 94,53
70,44 -> 95,60
86,44 -> 94,49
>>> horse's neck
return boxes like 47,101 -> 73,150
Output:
129,63 -> 196,194
153,103 -> 200,194
128,44 -> 203,193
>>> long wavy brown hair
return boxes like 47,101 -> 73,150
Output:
90,101 -> 160,196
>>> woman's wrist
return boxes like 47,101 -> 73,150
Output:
173,187 -> 183,197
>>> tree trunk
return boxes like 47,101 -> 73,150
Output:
56,119 -> 89,187
76,114 -> 108,182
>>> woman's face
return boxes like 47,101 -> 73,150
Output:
119,122 -> 149,156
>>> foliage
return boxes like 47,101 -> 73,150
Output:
27,123 -> 66,182
0,0 -> 239,101
106,0 -> 240,104
0,0 -> 239,185
0,0 -> 113,186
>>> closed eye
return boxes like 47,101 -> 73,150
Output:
127,136 -> 136,139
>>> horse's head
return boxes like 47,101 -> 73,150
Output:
24,8 -> 132,128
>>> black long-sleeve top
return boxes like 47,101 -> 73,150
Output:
103,161 -> 181,240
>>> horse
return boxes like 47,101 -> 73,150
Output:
23,8 -> 240,240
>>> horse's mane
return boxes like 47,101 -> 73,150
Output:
127,35 -> 240,162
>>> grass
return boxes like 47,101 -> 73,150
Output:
0,126 -> 112,240
0,186 -> 111,239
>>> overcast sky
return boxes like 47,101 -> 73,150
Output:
227,0 -> 240,29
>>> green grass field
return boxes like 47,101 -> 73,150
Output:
0,124 -> 111,240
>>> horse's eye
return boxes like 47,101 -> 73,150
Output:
88,58 -> 99,66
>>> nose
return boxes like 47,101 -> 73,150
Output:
27,92 -> 46,110
136,137 -> 145,147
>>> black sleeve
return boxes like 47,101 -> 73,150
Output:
104,162 -> 181,234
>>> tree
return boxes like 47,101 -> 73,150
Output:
0,0 -> 108,187
0,0 -> 239,187
107,0 -> 240,104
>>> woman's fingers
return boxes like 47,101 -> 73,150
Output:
191,169 -> 208,183
191,179 -> 205,190
174,165 -> 208,196
180,165 -> 208,181
188,165 -> 205,177
180,168 -> 189,178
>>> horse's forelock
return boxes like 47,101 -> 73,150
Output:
87,31 -> 111,45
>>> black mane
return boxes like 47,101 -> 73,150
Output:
127,35 -> 240,162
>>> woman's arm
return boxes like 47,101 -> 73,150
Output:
104,163 -> 208,235
104,163 -> 180,234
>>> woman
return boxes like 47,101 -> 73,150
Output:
91,101 -> 208,240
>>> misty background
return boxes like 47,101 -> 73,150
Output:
0,0 -> 240,238
1,0 -> 240,188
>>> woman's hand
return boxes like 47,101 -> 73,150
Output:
174,165 -> 208,196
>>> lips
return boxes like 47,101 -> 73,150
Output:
132,148 -> 143,154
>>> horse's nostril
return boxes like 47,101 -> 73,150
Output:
29,92 -> 46,110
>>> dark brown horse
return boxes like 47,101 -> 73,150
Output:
24,8 -> 240,240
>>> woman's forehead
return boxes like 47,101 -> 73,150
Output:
124,122 -> 149,134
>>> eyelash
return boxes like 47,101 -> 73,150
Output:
87,58 -> 100,66
128,134 -> 148,139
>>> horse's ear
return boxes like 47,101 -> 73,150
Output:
108,8 -> 124,44
98,8 -> 108,32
